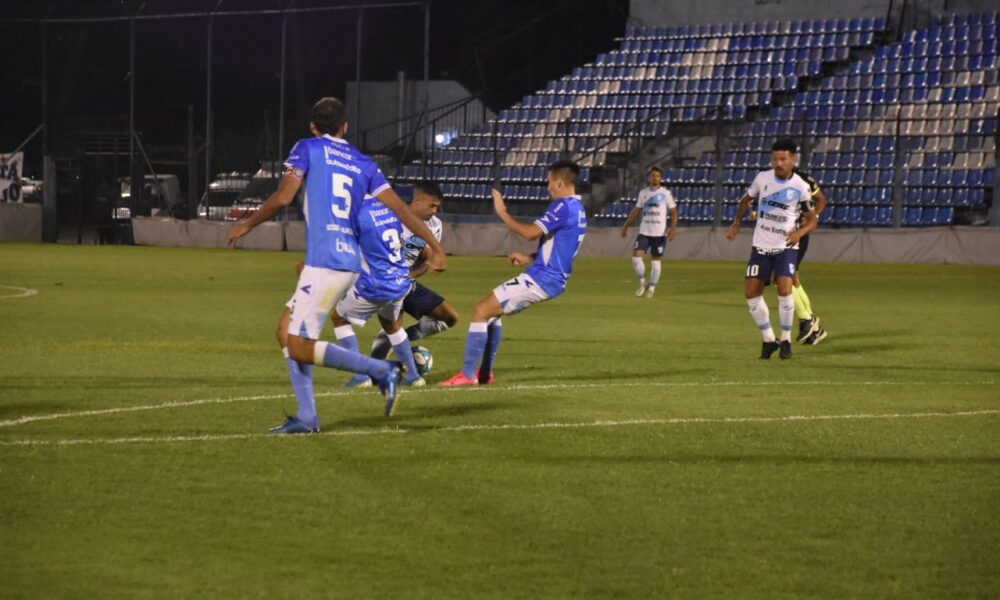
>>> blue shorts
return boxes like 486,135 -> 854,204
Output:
402,282 -> 445,319
746,247 -> 798,282
634,234 -> 667,257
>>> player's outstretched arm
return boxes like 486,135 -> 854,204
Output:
507,252 -> 533,266
227,174 -> 302,246
726,194 -> 753,240
376,188 -> 447,272
492,188 -> 543,241
620,207 -> 641,237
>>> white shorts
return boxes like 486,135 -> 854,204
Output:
335,287 -> 406,327
286,266 -> 358,340
492,273 -> 551,315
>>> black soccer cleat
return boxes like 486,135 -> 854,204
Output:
779,340 -> 793,359
796,316 -> 819,342
760,341 -> 781,359
805,327 -> 828,346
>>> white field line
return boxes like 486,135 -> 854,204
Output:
0,285 -> 38,300
1,408 -> 998,447
0,379 -> 996,430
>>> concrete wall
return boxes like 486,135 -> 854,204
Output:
130,217 -> 1000,265
345,79 -> 493,151
0,203 -> 43,242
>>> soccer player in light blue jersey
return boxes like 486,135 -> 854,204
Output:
330,196 -> 426,413
440,160 -> 587,387
228,97 -> 445,432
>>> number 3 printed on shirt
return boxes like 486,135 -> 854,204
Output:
331,173 -> 353,219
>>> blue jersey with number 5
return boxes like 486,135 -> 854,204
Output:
352,197 -> 411,302
283,134 -> 390,271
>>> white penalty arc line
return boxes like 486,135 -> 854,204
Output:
0,285 -> 37,300
1,408 -> 998,447
0,379 -> 996,430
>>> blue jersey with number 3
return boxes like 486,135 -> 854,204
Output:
284,134 -> 390,271
352,197 -> 411,302
525,195 -> 587,297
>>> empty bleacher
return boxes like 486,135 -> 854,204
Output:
396,13 -> 997,227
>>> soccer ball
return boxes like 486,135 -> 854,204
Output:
413,346 -> 433,376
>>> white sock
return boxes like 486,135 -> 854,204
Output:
747,296 -> 775,342
631,257 -> 645,281
778,294 -> 795,342
334,325 -> 355,341
409,316 -> 450,340
649,261 -> 661,287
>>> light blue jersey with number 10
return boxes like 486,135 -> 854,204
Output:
284,134 -> 391,272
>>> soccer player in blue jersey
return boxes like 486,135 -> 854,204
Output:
726,139 -> 817,360
440,160 -> 587,387
330,196 -> 426,413
346,181 -> 459,388
227,97 -> 445,433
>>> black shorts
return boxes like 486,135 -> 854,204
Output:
797,234 -> 810,268
634,234 -> 667,258
402,282 -> 445,319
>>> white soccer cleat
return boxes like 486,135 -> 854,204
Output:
634,285 -> 646,297
645,287 -> 655,299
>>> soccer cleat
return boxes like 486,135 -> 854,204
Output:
404,375 -> 426,387
634,284 -> 646,297
760,340 -> 780,359
377,362 -> 405,417
268,415 -> 318,435
779,340 -> 793,359
796,316 -> 820,342
439,372 -> 479,387
805,327 -> 828,345
345,373 -> 373,388
645,286 -> 655,299
478,372 -> 495,385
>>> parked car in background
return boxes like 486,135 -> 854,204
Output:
115,174 -> 183,221
199,163 -> 299,221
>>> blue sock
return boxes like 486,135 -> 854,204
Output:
335,325 -> 359,353
317,341 -> 391,380
388,329 -> 420,382
462,322 -> 489,378
478,318 -> 502,382
284,349 -> 317,428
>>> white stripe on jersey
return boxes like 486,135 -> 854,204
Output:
400,215 -> 443,268
746,171 -> 813,250
635,187 -> 677,237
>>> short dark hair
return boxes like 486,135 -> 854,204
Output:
648,166 -> 663,175
311,97 -> 346,135
548,159 -> 580,187
413,180 -> 444,201
772,138 -> 798,154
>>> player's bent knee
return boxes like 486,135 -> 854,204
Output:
287,336 -> 315,364
437,304 -> 459,328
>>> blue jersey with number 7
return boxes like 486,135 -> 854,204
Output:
283,134 -> 391,271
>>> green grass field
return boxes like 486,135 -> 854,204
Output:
1,242 -> 998,598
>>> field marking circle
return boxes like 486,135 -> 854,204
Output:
0,285 -> 38,300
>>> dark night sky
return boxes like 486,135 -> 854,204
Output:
1,0 -> 628,170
